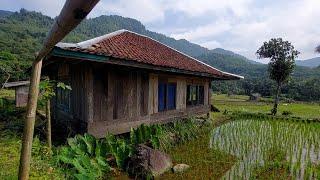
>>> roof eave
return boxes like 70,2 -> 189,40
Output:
47,47 -> 241,80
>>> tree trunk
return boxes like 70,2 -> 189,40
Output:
18,59 -> 42,180
46,99 -> 52,152
272,83 -> 281,115
1,73 -> 10,89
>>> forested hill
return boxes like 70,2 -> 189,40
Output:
0,10 -> 13,17
296,57 -> 320,68
0,9 -> 209,62
196,52 -> 320,80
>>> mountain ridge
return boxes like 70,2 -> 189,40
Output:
296,57 -> 320,68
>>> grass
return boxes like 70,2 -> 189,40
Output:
0,123 -> 65,179
0,90 -> 65,179
0,89 -> 14,100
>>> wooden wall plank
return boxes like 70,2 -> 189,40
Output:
176,77 -> 186,110
85,66 -> 94,123
106,71 -> 114,121
136,72 -> 141,116
204,79 -> 209,105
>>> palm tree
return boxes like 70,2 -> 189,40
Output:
316,45 -> 320,53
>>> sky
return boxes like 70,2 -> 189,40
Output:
2,0 -> 320,62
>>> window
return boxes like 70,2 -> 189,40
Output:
158,82 -> 176,112
56,82 -> 71,113
186,85 -> 204,106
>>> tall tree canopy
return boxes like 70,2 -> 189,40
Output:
256,38 -> 300,115
316,45 -> 320,53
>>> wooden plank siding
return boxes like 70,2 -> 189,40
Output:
51,61 -> 211,137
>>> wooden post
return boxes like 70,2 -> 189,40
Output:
46,99 -> 52,151
18,59 -> 42,180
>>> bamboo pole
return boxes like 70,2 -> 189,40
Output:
18,59 -> 43,180
46,99 -> 52,151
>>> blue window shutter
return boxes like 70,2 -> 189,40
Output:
167,83 -> 176,110
158,83 -> 166,111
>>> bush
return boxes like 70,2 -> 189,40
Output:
130,124 -> 165,149
104,133 -> 133,169
58,134 -> 111,180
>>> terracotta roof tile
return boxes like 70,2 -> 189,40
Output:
56,30 -> 243,79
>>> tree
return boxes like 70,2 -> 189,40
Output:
39,80 -> 71,152
256,38 -> 300,115
316,45 -> 320,53
0,51 -> 21,88
38,79 -> 55,152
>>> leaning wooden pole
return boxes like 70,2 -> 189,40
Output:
17,1 -> 99,179
18,59 -> 43,179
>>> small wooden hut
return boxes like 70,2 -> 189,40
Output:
43,30 -> 242,137
2,81 -> 30,107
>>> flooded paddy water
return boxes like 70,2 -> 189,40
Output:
210,119 -> 320,179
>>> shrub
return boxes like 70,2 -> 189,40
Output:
58,134 -> 111,180
104,133 -> 133,169
165,118 -> 199,144
130,124 -> 165,149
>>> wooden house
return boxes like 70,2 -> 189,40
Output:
43,30 -> 243,137
2,81 -> 30,107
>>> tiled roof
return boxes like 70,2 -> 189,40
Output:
56,30 -> 243,79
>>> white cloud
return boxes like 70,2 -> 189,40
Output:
169,0 -> 253,17
168,0 -> 320,60
170,20 -> 231,41
93,0 -> 165,23
2,0 -> 64,17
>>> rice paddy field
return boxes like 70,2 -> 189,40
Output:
211,119 -> 320,179
162,94 -> 320,179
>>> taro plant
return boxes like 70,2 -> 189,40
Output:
58,133 -> 111,180
167,118 -> 199,143
105,133 -> 133,169
129,124 -> 165,149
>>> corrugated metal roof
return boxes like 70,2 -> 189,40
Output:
3,81 -> 30,88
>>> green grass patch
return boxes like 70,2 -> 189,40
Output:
0,89 -> 15,99
0,126 -> 65,179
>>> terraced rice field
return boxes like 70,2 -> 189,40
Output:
210,119 -> 320,179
